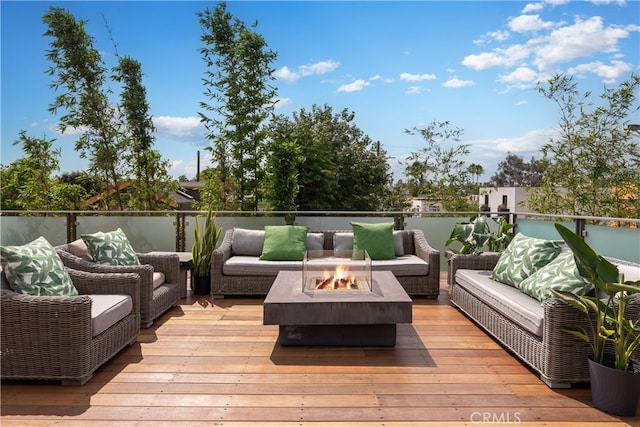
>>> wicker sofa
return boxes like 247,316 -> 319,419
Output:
56,242 -> 181,328
448,253 -> 640,388
1,269 -> 140,385
211,228 -> 440,297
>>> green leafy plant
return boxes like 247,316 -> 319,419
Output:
191,209 -> 222,278
487,216 -> 516,252
446,215 -> 514,255
552,223 -> 640,371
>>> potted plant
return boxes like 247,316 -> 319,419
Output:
445,215 -> 492,256
446,215 -> 515,256
552,223 -> 640,417
191,208 -> 222,295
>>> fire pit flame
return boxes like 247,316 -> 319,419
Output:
314,265 -> 358,290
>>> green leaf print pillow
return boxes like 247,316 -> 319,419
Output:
490,233 -> 562,287
0,236 -> 78,296
82,228 -> 140,266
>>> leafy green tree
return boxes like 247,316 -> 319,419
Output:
198,2 -> 278,211
265,138 -> 304,223
403,121 -> 474,211
0,131 -> 85,210
528,73 -> 640,218
43,6 -> 126,210
112,56 -> 177,210
269,104 -> 391,211
489,153 -> 545,187
467,163 -> 484,185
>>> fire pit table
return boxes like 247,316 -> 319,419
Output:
263,266 -> 412,347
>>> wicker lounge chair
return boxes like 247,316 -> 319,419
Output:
56,242 -> 181,328
1,268 -> 140,385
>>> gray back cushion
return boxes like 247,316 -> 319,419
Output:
306,233 -> 324,251
231,228 -> 325,256
231,228 -> 265,256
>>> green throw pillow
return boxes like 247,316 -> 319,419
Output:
490,233 -> 562,287
259,225 -> 309,261
0,236 -> 78,296
518,251 -> 593,302
351,222 -> 396,260
82,228 -> 140,266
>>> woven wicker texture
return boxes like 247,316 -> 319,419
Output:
450,255 -> 640,387
56,247 -> 180,327
211,229 -> 440,297
1,268 -> 140,385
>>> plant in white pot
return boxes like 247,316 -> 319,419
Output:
191,209 -> 222,295
552,223 -> 640,417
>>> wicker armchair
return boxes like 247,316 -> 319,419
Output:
1,268 -> 140,385
56,243 -> 180,328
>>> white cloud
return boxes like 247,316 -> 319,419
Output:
462,45 -> 530,70
473,30 -> 510,45
498,66 -> 542,83
442,77 -> 475,88
509,14 -> 555,33
568,60 -> 632,83
274,66 -> 300,83
154,116 -> 202,138
274,97 -> 293,109
337,79 -> 370,93
406,86 -> 421,95
522,3 -> 545,13
299,60 -> 340,76
474,128 -> 557,154
399,72 -> 436,82
275,60 -> 340,83
531,16 -> 633,71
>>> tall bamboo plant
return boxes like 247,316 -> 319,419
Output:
192,209 -> 222,278
552,223 -> 640,371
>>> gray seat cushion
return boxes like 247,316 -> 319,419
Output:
89,294 -> 133,337
372,255 -> 429,276
455,269 -> 544,337
223,256 -> 303,276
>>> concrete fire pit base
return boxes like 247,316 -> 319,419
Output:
263,271 -> 412,346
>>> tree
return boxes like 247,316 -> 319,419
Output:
403,120 -> 474,211
467,163 -> 484,185
528,73 -> 640,218
265,138 -> 304,223
43,6 -> 126,210
269,104 -> 391,211
0,131 -> 85,210
489,154 -> 545,187
112,56 -> 177,210
198,2 -> 278,211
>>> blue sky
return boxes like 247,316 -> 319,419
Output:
2,0 -> 639,182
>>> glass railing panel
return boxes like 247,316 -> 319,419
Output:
0,215 -> 67,246
77,215 -> 176,252
586,224 -> 639,263
406,216 -> 468,270
516,218 -> 573,240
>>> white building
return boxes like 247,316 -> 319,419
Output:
478,187 -> 532,212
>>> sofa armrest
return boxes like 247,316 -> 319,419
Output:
448,252 -> 501,285
412,229 -> 441,279
57,249 -> 154,303
1,289 -> 94,360
211,229 -> 233,280
68,268 -> 141,316
137,253 -> 180,284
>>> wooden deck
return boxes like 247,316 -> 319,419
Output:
2,276 -> 639,426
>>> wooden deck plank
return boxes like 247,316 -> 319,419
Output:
2,277 -> 638,426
